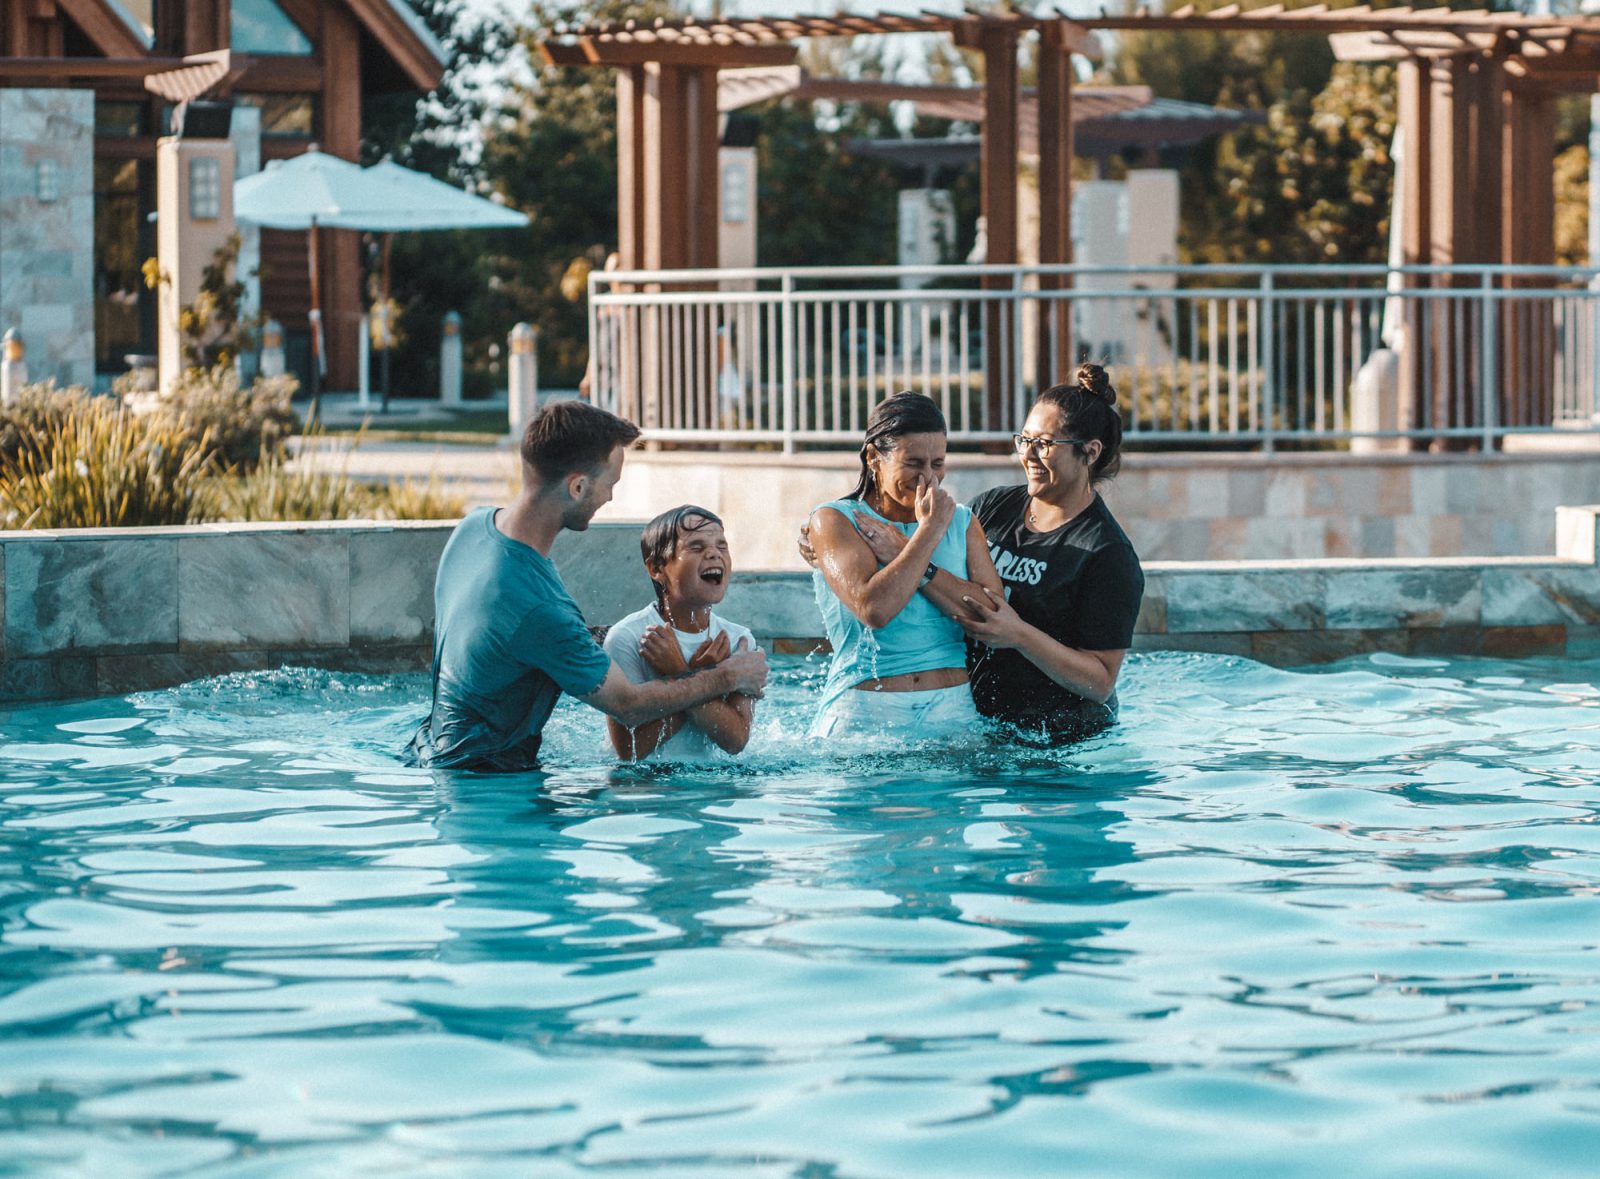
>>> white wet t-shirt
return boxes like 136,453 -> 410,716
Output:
603,604 -> 756,760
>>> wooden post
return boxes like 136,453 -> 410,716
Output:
1502,83 -> 1557,430
1398,58 -> 1432,447
643,63 -> 690,272
321,1 -> 363,393
616,65 -> 646,272
1036,23 -> 1074,394
980,24 -> 1020,432
688,66 -> 721,270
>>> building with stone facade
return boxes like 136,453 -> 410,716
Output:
0,0 -> 444,391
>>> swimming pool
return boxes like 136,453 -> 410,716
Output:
3,652 -> 1599,1176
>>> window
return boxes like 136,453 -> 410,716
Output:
231,0 -> 313,55
238,94 -> 316,139
95,159 -> 156,373
722,160 -> 749,225
112,0 -> 155,39
189,157 -> 222,220
96,102 -> 147,138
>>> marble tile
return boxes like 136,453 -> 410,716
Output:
1251,628 -> 1393,667
1557,506 -> 1600,564
1134,578 -> 1167,634
1184,471 -> 1230,520
1227,469 -> 1266,517
1566,625 -> 1600,659
0,656 -> 95,703
1262,468 -> 1309,518
1325,568 -> 1481,630
722,573 -> 824,639
1359,516 -> 1396,557
1481,565 -> 1600,628
1206,518 -> 1249,560
178,533 -> 349,649
1375,467 -> 1412,516
1480,625 -> 1566,659
1131,631 -> 1253,657
350,529 -> 450,645
1165,571 -> 1325,633
94,650 -> 265,697
550,523 -> 660,626
5,539 -> 178,657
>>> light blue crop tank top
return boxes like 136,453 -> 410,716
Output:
811,497 -> 973,713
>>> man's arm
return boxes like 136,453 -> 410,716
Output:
582,647 -> 768,728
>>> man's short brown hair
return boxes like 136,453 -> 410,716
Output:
520,400 -> 641,484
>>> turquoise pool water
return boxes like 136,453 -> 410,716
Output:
3,652 -> 1600,1176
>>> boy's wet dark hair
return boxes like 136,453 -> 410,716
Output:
847,391 -> 948,501
640,505 -> 724,601
520,400 -> 641,485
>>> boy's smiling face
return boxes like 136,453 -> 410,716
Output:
649,516 -> 731,610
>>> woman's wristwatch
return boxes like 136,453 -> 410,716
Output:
920,562 -> 939,586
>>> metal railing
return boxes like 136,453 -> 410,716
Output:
588,263 -> 1600,450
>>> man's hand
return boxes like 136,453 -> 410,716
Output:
913,477 -> 956,536
957,586 -> 1030,650
722,637 -> 769,698
640,625 -> 688,677
688,630 -> 731,670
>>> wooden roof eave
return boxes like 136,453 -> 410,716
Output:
56,0 -> 150,59
343,0 -> 445,91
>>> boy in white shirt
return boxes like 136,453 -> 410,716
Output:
604,506 -> 758,760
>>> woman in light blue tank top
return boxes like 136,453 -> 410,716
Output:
807,392 -> 1006,738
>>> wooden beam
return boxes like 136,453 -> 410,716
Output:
578,40 -> 797,68
55,0 -> 151,58
643,63 -> 690,271
235,56 -> 324,92
340,0 -> 445,92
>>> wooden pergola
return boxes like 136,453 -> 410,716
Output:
540,5 -> 1600,439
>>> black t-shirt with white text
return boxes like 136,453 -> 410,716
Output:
968,485 -> 1144,742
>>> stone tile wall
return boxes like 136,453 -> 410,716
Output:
0,89 -> 94,389
4,509 -> 1599,703
603,450 -> 1600,568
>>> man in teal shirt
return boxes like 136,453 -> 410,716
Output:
408,401 -> 768,771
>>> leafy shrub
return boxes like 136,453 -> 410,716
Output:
0,382 -> 91,468
133,365 -> 300,471
0,395 -> 218,529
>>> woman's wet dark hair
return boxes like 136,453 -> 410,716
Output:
1035,362 -> 1124,483
640,505 -> 723,601
846,391 -> 948,501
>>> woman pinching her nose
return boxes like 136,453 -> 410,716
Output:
837,364 -> 1144,744
805,391 -> 1005,739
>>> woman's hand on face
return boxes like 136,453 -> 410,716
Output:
688,630 -> 731,669
913,478 -> 956,535
956,586 -> 1029,649
640,625 -> 689,676
851,511 -> 908,566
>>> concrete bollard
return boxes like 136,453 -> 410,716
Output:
440,311 -> 463,407
508,322 -> 539,439
1,330 -> 27,407
259,319 -> 285,379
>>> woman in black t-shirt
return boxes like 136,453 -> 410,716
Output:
835,363 -> 1143,743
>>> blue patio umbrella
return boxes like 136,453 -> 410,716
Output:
234,149 -> 529,408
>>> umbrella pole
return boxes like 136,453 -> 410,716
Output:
380,232 -> 393,414
308,216 -> 324,420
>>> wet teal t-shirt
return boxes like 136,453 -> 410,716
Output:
408,507 -> 611,771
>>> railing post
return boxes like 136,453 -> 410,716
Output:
440,311 -> 463,406
1480,271 -> 1497,452
259,319 -> 285,379
1011,267 -> 1026,426
508,322 -> 539,440
1260,272 -> 1276,455
357,314 -> 371,408
0,330 -> 25,407
781,273 -> 797,455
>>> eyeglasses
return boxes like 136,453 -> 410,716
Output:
1012,433 -> 1089,456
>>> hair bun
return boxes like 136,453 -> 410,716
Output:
1076,362 -> 1116,406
